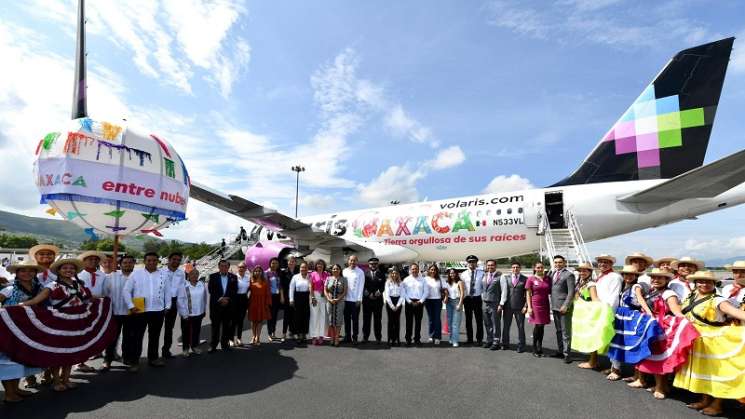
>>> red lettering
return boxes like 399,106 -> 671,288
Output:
62,173 -> 72,185
160,191 -> 169,201
144,188 -> 154,198
512,234 -> 521,241
102,181 -> 115,191
114,182 -> 128,193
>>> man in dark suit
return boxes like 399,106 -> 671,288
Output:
362,257 -> 387,343
482,259 -> 505,350
548,255 -> 575,363
501,262 -> 528,352
208,259 -> 238,352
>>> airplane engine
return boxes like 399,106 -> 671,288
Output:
243,240 -> 297,271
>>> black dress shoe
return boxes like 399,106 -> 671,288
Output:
208,348 -> 217,354
502,345 -> 510,350
490,344 -> 500,351
405,342 -> 411,347
163,351 -> 174,359
563,356 -> 572,364
549,353 -> 564,359
516,347 -> 525,353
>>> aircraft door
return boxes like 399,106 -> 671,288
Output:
524,198 -> 542,228
545,191 -> 566,229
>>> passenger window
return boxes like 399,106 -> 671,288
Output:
507,208 -> 512,214
518,208 -> 523,214
497,209 -> 501,215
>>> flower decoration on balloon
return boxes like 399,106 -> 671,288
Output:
33,117 -> 190,238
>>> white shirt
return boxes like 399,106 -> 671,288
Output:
123,268 -> 171,312
0,266 -> 9,282
424,276 -> 442,299
595,271 -> 623,309
79,268 -> 107,297
402,275 -> 427,303
669,277 -> 694,302
446,281 -> 462,300
161,266 -> 186,300
460,268 -> 485,296
342,266 -> 365,302
384,280 -> 405,308
177,281 -> 207,317
289,274 -> 311,303
103,270 -> 132,316
237,273 -> 250,294
722,283 -> 745,307
637,273 -> 651,286
36,268 -> 57,287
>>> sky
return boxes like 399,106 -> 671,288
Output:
1,0 -> 745,262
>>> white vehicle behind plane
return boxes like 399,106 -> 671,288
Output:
192,37 -> 745,266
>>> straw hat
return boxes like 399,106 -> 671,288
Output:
654,257 -> 677,267
595,254 -> 616,264
619,265 -> 641,275
726,260 -> 745,271
687,270 -> 718,282
7,259 -> 43,274
624,252 -> 654,266
78,250 -> 106,262
28,244 -> 60,259
50,258 -> 84,275
647,268 -> 673,279
671,256 -> 704,271
575,262 -> 594,271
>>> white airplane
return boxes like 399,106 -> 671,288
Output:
191,37 -> 744,265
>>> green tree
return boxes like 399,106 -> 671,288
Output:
0,233 -> 39,248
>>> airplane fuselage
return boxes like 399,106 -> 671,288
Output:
264,180 -> 745,263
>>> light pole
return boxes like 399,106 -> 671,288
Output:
291,165 -> 305,218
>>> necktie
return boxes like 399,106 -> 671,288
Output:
512,275 -> 518,287
470,271 -> 476,296
553,270 -> 560,285
487,272 -> 493,286
89,270 -> 97,287
43,270 -> 48,282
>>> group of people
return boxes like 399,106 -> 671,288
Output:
1,245 -> 744,415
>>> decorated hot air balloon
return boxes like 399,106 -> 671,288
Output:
31,0 -> 188,245
33,119 -> 190,239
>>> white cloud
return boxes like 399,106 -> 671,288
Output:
31,0 -> 249,97
384,104 -> 438,147
427,145 -> 466,170
300,194 -> 335,209
483,0 -> 720,49
358,165 -> 425,207
482,175 -> 534,193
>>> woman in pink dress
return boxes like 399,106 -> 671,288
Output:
526,261 -> 551,357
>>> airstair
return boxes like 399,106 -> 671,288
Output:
193,238 -> 247,275
538,208 -> 591,267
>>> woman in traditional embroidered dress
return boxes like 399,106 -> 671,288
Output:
324,264 -> 347,347
607,265 -> 663,388
673,270 -> 745,416
309,259 -> 329,345
636,268 -> 698,400
526,261 -> 551,357
247,266 -> 272,346
573,262 -> 615,370
0,260 -> 48,403
37,258 -> 91,392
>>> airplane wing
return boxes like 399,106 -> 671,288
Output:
618,148 -> 745,211
188,182 -> 368,250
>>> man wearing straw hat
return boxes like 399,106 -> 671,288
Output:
625,252 -> 653,286
669,257 -> 704,302
723,261 -> 745,307
28,244 -> 60,287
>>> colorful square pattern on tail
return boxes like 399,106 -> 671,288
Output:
602,84 -> 707,169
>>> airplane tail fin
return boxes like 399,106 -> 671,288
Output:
552,37 -> 734,186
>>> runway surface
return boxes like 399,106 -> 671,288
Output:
1,308 -> 742,419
